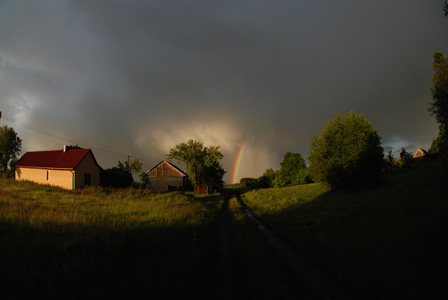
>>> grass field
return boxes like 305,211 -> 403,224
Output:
1,160 -> 447,299
242,161 -> 448,299
0,179 -> 222,299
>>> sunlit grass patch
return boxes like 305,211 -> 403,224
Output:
243,183 -> 329,216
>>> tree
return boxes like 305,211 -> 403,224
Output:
278,152 -> 307,186
259,168 -> 276,188
167,139 -> 225,191
399,148 -> 414,169
0,126 -> 22,177
202,160 -> 226,188
429,126 -> 446,155
308,111 -> 384,189
118,158 -> 143,173
66,145 -> 82,150
102,167 -> 133,188
386,150 -> 395,163
240,177 -> 258,188
383,150 -> 395,173
429,51 -> 448,154
102,158 -> 142,188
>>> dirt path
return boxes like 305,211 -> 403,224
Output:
235,193 -> 361,300
212,195 -> 240,300
212,192 -> 362,299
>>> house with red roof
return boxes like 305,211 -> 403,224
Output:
15,146 -> 102,190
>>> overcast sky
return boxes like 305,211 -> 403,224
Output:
1,0 -> 447,183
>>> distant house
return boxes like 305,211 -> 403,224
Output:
413,148 -> 429,160
15,146 -> 102,190
144,160 -> 189,191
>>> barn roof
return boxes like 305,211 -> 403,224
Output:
146,160 -> 188,177
15,148 -> 100,170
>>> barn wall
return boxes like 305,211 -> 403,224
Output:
146,177 -> 185,191
15,167 -> 74,190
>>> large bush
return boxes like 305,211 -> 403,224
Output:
101,167 -> 133,188
308,111 -> 384,189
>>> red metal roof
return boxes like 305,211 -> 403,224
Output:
15,149 -> 94,170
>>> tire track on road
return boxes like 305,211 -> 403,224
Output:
236,193 -> 363,300
213,194 -> 240,300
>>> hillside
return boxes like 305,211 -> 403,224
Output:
241,160 -> 448,299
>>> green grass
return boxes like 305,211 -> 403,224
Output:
0,179 -> 222,299
242,162 -> 448,299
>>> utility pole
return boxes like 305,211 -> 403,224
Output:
127,155 -> 132,172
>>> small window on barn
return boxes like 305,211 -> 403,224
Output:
84,174 -> 91,185
46,170 -> 50,181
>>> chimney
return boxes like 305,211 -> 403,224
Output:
63,145 -> 67,153
168,160 -> 172,164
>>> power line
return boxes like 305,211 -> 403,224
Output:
0,111 -> 144,164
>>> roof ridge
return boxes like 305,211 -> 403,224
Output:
145,160 -> 187,176
23,148 -> 91,152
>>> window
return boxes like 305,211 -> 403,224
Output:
46,170 -> 50,181
84,173 -> 91,185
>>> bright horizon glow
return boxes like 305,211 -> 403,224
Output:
232,144 -> 245,184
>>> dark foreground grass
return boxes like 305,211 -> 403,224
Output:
225,196 -> 316,300
0,180 -> 222,300
242,161 -> 448,300
3,161 -> 447,300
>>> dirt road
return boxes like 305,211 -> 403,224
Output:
212,192 -> 361,300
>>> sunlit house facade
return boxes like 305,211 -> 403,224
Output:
15,146 -> 102,190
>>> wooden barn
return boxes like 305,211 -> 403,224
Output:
15,146 -> 102,190
144,160 -> 189,191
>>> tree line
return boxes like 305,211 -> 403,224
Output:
242,48 -> 448,190
0,126 -> 226,191
2,46 -> 447,190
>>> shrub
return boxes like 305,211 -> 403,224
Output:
240,177 -> 258,188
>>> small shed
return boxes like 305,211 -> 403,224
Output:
196,184 -> 212,195
144,160 -> 189,191
15,147 -> 102,190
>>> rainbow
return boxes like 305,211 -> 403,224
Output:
232,144 -> 245,184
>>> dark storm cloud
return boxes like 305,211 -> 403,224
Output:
1,0 -> 447,182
